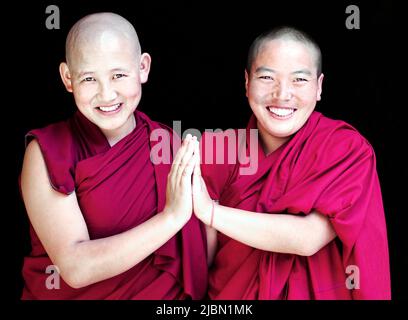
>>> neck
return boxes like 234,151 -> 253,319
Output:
257,121 -> 290,155
103,114 -> 136,147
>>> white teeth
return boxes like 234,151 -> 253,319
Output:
98,103 -> 121,112
267,107 -> 295,117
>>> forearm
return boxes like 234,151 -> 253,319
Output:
193,142 -> 335,258
62,211 -> 184,288
54,136 -> 198,289
210,205 -> 334,256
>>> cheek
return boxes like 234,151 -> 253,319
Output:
297,87 -> 319,106
73,87 -> 95,106
248,84 -> 267,105
122,82 -> 142,99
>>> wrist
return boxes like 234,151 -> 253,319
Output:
162,208 -> 188,231
199,200 -> 216,226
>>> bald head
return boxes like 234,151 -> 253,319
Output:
247,26 -> 322,76
65,12 -> 141,68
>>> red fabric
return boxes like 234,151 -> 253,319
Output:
21,110 -> 207,300
201,111 -> 390,299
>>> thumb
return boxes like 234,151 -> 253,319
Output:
193,139 -> 202,176
193,142 -> 202,190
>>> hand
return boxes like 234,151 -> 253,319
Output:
192,141 -> 214,225
163,134 -> 198,226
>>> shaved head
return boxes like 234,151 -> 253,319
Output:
247,26 -> 322,76
65,12 -> 141,68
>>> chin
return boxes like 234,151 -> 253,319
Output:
264,122 -> 294,137
96,120 -> 121,130
268,130 -> 293,139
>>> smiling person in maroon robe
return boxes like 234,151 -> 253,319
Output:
192,26 -> 390,299
19,12 -> 207,300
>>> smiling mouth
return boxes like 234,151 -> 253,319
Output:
267,106 -> 297,118
96,103 -> 122,113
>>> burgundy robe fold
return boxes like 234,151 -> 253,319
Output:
201,111 -> 390,300
21,110 -> 207,300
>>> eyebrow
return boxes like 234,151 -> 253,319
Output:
254,67 -> 313,76
78,68 -> 131,78
254,67 -> 276,74
111,68 -> 131,73
292,69 -> 313,76
78,71 -> 95,78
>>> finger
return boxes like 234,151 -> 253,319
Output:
176,137 -> 196,184
181,147 -> 197,181
173,133 -> 192,165
192,142 -> 201,193
176,136 -> 196,183
168,135 -> 190,192
170,134 -> 192,177
193,139 -> 202,177
192,156 -> 201,195
180,151 -> 196,206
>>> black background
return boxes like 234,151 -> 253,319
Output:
10,0 -> 405,306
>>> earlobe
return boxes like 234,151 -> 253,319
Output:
59,63 -> 73,93
139,53 -> 151,84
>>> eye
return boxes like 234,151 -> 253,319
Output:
294,77 -> 308,82
259,75 -> 274,80
113,73 -> 127,79
82,77 -> 95,82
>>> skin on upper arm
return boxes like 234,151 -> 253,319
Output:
20,140 -> 90,281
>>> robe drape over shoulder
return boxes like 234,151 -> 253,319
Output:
201,111 -> 390,300
21,110 -> 207,300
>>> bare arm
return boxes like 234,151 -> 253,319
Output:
192,143 -> 336,257
21,136 -> 198,288
200,204 -> 335,256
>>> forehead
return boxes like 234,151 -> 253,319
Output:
70,35 -> 138,71
254,39 -> 317,72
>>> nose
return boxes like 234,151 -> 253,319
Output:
98,81 -> 117,102
272,80 -> 293,101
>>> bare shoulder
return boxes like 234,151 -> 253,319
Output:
21,139 -> 49,191
21,139 -> 83,215
24,139 -> 42,163
21,138 -> 77,217
21,139 -> 90,271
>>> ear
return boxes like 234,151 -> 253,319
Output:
316,73 -> 324,101
245,70 -> 249,98
139,53 -> 152,84
59,62 -> 73,93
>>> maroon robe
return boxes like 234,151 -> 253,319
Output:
21,110 -> 207,299
201,111 -> 390,299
